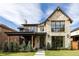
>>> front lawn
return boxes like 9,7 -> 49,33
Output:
0,51 -> 35,56
45,50 -> 79,56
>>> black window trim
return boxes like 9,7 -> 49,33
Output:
51,21 -> 65,32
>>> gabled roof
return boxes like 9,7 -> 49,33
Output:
40,7 -> 72,24
71,27 -> 79,32
22,7 -> 72,27
0,24 -> 17,32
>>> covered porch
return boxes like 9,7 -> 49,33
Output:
5,32 -> 46,51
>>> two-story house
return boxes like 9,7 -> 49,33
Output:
6,7 -> 72,50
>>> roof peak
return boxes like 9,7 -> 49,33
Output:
57,6 -> 60,9
56,6 -> 62,11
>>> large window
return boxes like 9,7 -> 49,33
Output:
51,21 -> 65,32
52,36 -> 64,49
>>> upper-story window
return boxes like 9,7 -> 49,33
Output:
51,21 -> 65,32
30,27 -> 36,32
23,26 -> 37,32
40,26 -> 44,32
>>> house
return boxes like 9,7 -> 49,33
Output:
71,28 -> 79,49
0,24 -> 19,50
6,7 -> 72,50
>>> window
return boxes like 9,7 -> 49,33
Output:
51,21 -> 65,32
30,27 -> 37,32
40,26 -> 44,31
24,27 -> 37,32
52,36 -> 64,49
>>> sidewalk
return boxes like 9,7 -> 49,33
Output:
34,50 -> 45,56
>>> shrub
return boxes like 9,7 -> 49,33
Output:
12,42 -> 19,52
25,41 -> 34,52
47,42 -> 51,50
3,41 -> 34,52
0,42 -> 3,50
9,42 -> 19,52
9,42 -> 14,52
3,42 -> 9,52
19,41 -> 26,51
15,43 -> 19,51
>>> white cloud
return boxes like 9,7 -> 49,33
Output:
0,3 -> 43,26
15,3 -> 43,24
67,3 -> 79,28
0,4 -> 25,26
45,7 -> 54,18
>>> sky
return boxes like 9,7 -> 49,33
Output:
0,3 -> 79,31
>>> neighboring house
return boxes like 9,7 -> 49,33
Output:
71,28 -> 79,49
0,24 -> 19,50
6,7 -> 72,50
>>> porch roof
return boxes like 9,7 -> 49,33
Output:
71,35 -> 79,37
5,32 -> 46,36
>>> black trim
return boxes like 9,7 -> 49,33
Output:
5,32 -> 46,36
22,24 -> 39,26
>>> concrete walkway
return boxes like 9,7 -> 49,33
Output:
34,50 -> 45,56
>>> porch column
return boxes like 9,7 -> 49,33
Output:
31,35 -> 33,49
8,36 -> 10,51
8,36 -> 10,44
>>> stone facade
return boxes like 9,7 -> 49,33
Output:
44,9 -> 71,49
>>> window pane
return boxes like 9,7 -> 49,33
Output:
40,26 -> 44,31
51,22 -> 55,28
61,22 -> 64,28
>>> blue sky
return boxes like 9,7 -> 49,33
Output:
0,3 -> 79,31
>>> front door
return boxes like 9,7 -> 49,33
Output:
39,36 -> 45,49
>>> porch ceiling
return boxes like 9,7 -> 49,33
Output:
5,32 -> 46,36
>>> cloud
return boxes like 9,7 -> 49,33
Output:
0,3 -> 43,26
0,4 -> 25,26
41,6 -> 55,22
44,3 -> 61,18
66,3 -> 79,29
45,8 -> 54,18
16,3 -> 43,24
1,3 -> 79,31
44,3 -> 79,30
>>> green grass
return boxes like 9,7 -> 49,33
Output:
0,51 -> 35,56
45,50 -> 79,56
